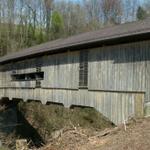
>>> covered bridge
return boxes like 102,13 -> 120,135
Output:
0,19 -> 150,125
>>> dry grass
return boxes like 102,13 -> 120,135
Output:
18,101 -> 114,143
39,117 -> 150,150
0,147 -> 9,150
1,101 -> 150,150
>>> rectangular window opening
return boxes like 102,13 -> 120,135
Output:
11,72 -> 44,81
79,50 -> 88,88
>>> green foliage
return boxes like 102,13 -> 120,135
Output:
0,0 -> 148,56
35,30 -> 47,44
137,6 -> 148,20
50,11 -> 64,40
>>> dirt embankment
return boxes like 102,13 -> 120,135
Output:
0,100 -> 114,149
1,100 -> 150,150
39,117 -> 150,150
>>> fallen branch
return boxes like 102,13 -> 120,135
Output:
69,130 -> 88,137
89,127 -> 118,140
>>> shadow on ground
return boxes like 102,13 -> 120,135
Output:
0,98 -> 45,148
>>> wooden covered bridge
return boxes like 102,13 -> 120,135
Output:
0,19 -> 150,125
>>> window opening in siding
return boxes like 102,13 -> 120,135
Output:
79,50 -> 88,88
11,72 -> 44,81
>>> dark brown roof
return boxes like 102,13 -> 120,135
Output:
1,19 -> 150,64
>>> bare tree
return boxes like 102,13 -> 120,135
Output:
44,0 -> 54,39
123,0 -> 139,22
101,0 -> 122,25
144,0 -> 150,16
0,0 -> 146,56
83,0 -> 103,30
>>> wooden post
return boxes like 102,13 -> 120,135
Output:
135,94 -> 144,118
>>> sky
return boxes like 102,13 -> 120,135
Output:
55,0 -> 150,9
57,0 -> 148,5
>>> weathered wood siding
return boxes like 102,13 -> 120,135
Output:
0,40 -> 150,124
0,88 -> 144,124
89,42 -> 146,91
0,51 -> 79,89
89,40 -> 150,102
0,58 -> 37,88
41,51 -> 79,89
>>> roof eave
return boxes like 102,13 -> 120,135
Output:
0,29 -> 150,64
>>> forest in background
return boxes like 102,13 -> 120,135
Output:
0,0 -> 150,56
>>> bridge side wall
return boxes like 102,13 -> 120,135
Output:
0,40 -> 150,124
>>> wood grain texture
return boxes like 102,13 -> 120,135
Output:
0,88 -> 144,125
0,40 -> 150,124
88,41 -> 148,92
41,51 -> 79,89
